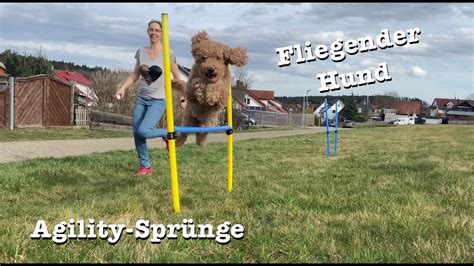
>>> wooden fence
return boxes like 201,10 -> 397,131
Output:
0,75 -> 73,129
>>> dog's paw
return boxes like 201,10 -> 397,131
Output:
205,93 -> 221,106
194,87 -> 206,103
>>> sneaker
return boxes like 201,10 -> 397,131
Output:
162,137 -> 169,152
135,166 -> 154,176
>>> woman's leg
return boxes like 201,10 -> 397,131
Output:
133,96 -> 151,168
136,98 -> 167,139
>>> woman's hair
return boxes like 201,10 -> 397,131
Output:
148,20 -> 162,29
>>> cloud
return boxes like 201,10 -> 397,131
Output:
0,39 -> 135,68
301,3 -> 466,23
410,66 -> 428,78
302,31 -> 345,44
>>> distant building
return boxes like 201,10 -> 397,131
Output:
0,62 -> 8,78
53,70 -> 98,107
395,101 -> 422,116
430,98 -> 461,118
357,97 -> 375,116
429,97 -> 474,121
314,100 -> 345,121
235,89 -> 287,113
0,62 -> 9,91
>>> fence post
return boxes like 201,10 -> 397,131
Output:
71,81 -> 75,127
9,77 -> 14,130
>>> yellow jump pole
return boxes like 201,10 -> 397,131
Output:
227,65 -> 233,192
162,13 -> 180,213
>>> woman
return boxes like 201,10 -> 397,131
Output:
115,19 -> 182,176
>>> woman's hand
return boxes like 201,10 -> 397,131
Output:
115,87 -> 126,100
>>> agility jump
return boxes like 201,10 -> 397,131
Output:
324,97 -> 339,157
161,13 -> 234,213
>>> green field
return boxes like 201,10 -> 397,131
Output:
0,128 -> 132,142
0,125 -> 472,263
0,126 -> 301,142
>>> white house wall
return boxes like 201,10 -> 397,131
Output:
245,94 -> 265,108
320,100 -> 345,120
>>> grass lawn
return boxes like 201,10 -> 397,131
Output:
0,126 -> 302,142
0,125 -> 472,263
0,128 -> 132,142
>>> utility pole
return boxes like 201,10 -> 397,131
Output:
302,89 -> 312,127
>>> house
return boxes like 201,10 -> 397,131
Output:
0,62 -> 9,91
371,101 -> 421,122
53,70 -> 98,107
283,103 -> 303,113
0,62 -> 8,79
314,100 -> 345,121
430,98 -> 474,120
380,108 -> 397,122
357,97 -> 375,116
395,101 -> 422,116
430,98 -> 457,117
235,89 -> 287,113
445,100 -> 474,121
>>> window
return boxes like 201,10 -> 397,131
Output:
245,98 -> 250,104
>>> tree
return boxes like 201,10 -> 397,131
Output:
90,69 -> 138,116
232,67 -> 253,104
232,66 -> 253,88
342,94 -> 359,121
0,49 -> 52,77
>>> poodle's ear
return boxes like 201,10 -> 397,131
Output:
191,31 -> 209,59
224,47 -> 248,67
191,31 -> 209,46
191,43 -> 204,60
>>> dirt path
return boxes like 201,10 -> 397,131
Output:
0,127 -> 335,164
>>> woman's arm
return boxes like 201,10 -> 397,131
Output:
171,63 -> 181,81
115,60 -> 141,98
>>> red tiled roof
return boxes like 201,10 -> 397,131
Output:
267,100 -> 287,113
53,70 -> 93,87
245,89 -> 271,111
431,98 -> 461,110
248,89 -> 274,100
396,101 -> 422,115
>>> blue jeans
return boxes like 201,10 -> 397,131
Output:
133,96 -> 167,168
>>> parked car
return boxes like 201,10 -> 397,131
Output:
342,120 -> 353,128
232,111 -> 256,129
242,113 -> 256,128
392,117 -> 415,125
323,119 -> 336,127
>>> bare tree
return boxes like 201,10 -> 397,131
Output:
91,69 -> 138,116
232,66 -> 253,88
384,90 -> 400,99
232,67 -> 253,104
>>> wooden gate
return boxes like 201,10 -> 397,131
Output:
15,78 -> 44,128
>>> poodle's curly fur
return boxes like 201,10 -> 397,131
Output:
175,31 -> 248,147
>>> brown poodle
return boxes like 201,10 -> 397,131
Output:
175,31 -> 248,147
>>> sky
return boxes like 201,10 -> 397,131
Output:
0,3 -> 473,103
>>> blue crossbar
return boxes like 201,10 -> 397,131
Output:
175,126 -> 231,133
